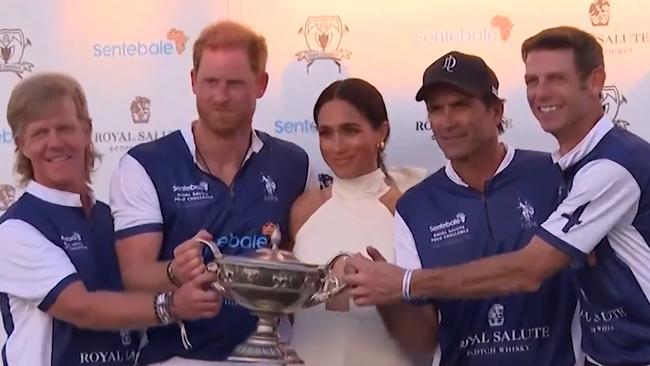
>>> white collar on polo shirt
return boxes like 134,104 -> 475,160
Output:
551,114 -> 613,171
180,121 -> 264,167
444,142 -> 515,187
25,180 -> 95,207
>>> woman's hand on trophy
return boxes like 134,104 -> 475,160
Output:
171,230 -> 213,284
171,271 -> 223,320
343,247 -> 405,307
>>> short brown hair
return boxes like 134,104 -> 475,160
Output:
521,26 -> 604,79
6,72 -> 100,186
192,21 -> 268,74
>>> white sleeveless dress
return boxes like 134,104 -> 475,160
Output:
291,167 -> 426,366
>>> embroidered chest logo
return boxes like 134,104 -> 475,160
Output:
261,173 -> 278,202
488,303 -> 505,327
61,232 -> 88,251
517,198 -> 537,228
172,181 -> 213,204
119,330 -> 132,346
429,212 -> 470,247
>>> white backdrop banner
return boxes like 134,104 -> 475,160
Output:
1,0 -> 649,204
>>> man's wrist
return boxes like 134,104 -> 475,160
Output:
154,291 -> 177,325
166,260 -> 182,287
401,269 -> 414,300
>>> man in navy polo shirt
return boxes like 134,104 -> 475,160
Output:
349,51 -> 580,366
346,26 -> 650,366
109,21 -> 311,365
0,73 -> 220,366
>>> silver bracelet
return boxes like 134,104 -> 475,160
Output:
401,269 -> 414,300
155,292 -> 175,325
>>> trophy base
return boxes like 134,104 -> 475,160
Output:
227,314 -> 304,364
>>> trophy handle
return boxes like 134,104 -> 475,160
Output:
196,239 -> 226,293
304,252 -> 352,308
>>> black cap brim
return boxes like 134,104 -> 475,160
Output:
415,79 -> 484,102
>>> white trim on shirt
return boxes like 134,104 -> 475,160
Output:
540,159 -> 641,255
551,115 -> 613,168
394,211 -> 423,270
444,142 -> 515,187
25,180 -> 95,207
0,219 -> 79,366
539,160 -> 650,305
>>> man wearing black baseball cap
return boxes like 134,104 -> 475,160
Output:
415,51 -> 500,103
345,51 -> 580,366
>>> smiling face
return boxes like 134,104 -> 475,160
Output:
17,96 -> 90,192
425,84 -> 502,162
524,48 -> 603,138
316,99 -> 388,179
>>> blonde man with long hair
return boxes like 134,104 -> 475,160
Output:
0,73 -> 221,366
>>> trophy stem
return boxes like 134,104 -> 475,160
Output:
227,313 -> 304,364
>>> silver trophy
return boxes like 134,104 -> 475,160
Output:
198,226 -> 349,364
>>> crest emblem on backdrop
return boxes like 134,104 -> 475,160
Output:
601,86 -> 630,129
0,184 -> 17,211
296,16 -> 351,73
0,28 -> 34,78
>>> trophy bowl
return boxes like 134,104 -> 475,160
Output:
198,227 -> 349,364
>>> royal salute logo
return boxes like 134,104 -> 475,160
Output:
601,85 -> 630,129
0,28 -> 34,78
488,303 -> 505,327
296,16 -> 351,73
589,1 -> 650,55
130,96 -> 151,124
119,330 -> 132,346
0,184 -> 17,211
416,117 -> 512,136
460,303 -> 551,356
589,0 -> 611,26
94,97 -> 174,154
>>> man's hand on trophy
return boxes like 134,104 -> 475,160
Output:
171,271 -> 223,320
343,247 -> 405,307
170,230 -> 212,285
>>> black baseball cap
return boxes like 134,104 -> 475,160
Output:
415,51 -> 500,102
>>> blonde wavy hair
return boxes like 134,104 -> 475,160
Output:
6,72 -> 100,186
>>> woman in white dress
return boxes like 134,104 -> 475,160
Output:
289,78 -> 427,366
